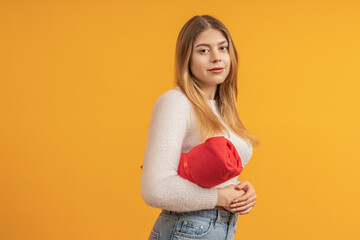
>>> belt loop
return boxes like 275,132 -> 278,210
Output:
214,209 -> 219,229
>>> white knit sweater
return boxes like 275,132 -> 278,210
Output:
141,86 -> 253,212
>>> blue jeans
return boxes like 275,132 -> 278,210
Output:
148,208 -> 238,240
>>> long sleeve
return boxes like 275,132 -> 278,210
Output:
140,90 -> 218,212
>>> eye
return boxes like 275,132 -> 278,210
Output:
200,49 -> 210,54
220,46 -> 228,51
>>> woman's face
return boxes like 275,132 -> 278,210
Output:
190,28 -> 231,94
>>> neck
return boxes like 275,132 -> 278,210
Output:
200,85 -> 217,100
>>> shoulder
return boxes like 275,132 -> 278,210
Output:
148,86 -> 191,133
156,86 -> 188,103
153,86 -> 191,112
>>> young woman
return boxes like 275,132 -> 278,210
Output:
141,15 -> 258,240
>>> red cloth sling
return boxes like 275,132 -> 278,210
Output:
140,136 -> 243,188
177,136 -> 243,188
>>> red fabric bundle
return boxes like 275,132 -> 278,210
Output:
177,136 -> 243,188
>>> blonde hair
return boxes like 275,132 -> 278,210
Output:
175,15 -> 258,146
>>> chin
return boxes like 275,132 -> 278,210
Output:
217,78 -> 227,84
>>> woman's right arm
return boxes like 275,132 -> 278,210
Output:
141,90 -> 245,212
141,90 -> 218,212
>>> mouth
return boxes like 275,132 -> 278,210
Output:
208,67 -> 224,73
208,67 -> 224,71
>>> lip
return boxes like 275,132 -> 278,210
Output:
208,67 -> 224,70
208,67 -> 224,73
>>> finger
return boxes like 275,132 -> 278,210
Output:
235,182 -> 248,190
224,206 -> 238,214
230,195 -> 256,208
233,197 -> 256,209
236,207 -> 253,215
231,194 -> 247,204
227,208 -> 237,214
231,199 -> 256,212
232,190 -> 254,203
233,189 -> 246,199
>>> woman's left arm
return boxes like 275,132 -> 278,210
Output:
229,181 -> 257,215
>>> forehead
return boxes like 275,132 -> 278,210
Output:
194,28 -> 227,44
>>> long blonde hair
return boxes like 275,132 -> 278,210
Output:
175,15 -> 258,146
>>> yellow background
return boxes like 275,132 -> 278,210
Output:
1,0 -> 359,239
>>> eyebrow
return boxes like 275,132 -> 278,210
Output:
195,40 -> 228,48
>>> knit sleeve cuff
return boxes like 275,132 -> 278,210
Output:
197,187 -> 219,210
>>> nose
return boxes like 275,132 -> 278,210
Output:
211,50 -> 222,63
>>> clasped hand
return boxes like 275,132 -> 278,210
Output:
218,181 -> 257,215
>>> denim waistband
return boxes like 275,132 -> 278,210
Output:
161,208 -> 235,225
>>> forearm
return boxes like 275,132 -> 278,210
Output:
141,173 -> 218,212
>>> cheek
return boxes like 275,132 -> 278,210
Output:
224,56 -> 231,74
190,58 -> 205,74
225,58 -> 231,72
225,55 -> 231,67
